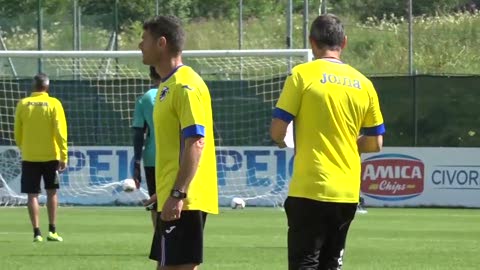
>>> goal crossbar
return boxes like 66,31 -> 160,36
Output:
0,49 -> 312,60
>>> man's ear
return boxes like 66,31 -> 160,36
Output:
309,37 -> 319,58
309,37 -> 316,50
157,36 -> 167,49
341,36 -> 347,50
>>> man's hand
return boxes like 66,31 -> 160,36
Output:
133,161 -> 141,189
160,197 -> 184,221
57,161 -> 67,172
275,141 -> 287,149
143,193 -> 157,206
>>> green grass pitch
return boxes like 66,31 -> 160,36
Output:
0,207 -> 479,270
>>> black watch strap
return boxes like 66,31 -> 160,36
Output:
170,189 -> 187,199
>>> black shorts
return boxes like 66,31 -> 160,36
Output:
149,210 -> 207,266
21,160 -> 60,194
284,196 -> 357,270
144,166 -> 156,210
144,166 -> 156,196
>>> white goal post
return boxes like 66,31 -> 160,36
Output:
0,49 -> 312,207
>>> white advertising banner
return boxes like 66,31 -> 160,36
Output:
0,146 -> 295,206
1,146 -> 479,207
0,146 -> 149,205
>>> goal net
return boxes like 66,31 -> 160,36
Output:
0,49 -> 311,207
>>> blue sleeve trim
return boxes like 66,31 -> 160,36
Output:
182,124 -> 205,138
272,108 -> 294,123
362,124 -> 386,136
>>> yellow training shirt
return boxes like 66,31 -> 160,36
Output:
153,65 -> 218,214
14,91 -> 68,162
274,59 -> 385,203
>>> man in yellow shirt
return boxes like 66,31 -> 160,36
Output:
14,73 -> 67,242
139,15 -> 218,270
270,14 -> 385,270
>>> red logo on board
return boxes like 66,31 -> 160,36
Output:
361,154 -> 424,201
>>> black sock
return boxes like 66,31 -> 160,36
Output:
33,227 -> 41,237
49,224 -> 56,234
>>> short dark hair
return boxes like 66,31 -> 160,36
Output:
33,73 -> 49,90
143,15 -> 185,55
149,66 -> 161,81
309,14 -> 345,50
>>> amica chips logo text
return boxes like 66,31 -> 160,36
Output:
361,154 -> 424,201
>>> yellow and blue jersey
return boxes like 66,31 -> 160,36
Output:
273,59 -> 385,203
132,88 -> 158,167
153,65 -> 218,214
14,92 -> 68,162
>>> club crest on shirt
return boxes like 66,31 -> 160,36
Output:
159,86 -> 169,101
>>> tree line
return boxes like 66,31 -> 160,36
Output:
0,0 -> 477,33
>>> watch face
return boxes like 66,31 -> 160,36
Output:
171,190 -> 185,198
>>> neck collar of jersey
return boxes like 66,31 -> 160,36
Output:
320,57 -> 344,64
31,91 -> 49,97
161,65 -> 184,83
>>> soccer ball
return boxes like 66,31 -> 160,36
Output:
122,179 -> 136,192
230,197 -> 246,209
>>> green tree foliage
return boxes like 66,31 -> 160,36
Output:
0,0 -> 70,32
0,0 -> 477,34
188,0 -> 284,20
78,0 -> 157,30
329,0 -> 476,20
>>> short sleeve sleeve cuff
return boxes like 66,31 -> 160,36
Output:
131,100 -> 145,128
272,108 -> 294,123
362,123 -> 386,136
182,124 -> 205,138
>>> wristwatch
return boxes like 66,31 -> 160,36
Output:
170,189 -> 187,199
